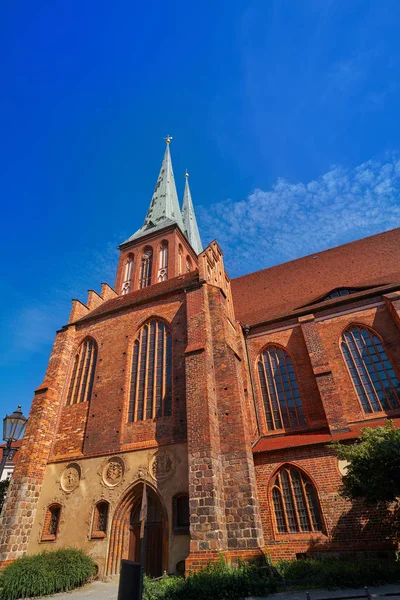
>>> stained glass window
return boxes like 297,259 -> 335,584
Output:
128,320 -> 173,421
272,466 -> 323,534
66,338 -> 97,405
341,326 -> 400,413
258,346 -> 306,430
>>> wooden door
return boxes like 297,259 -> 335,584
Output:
128,494 -> 163,576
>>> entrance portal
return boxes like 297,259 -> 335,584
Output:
129,491 -> 163,577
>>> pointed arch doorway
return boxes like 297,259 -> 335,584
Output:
106,482 -> 167,578
129,490 -> 164,576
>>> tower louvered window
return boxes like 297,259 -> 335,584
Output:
66,338 -> 97,405
341,325 -> 400,413
258,346 -> 306,431
139,249 -> 153,288
272,466 -> 324,534
128,320 -> 173,421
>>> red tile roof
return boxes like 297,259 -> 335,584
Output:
231,228 -> 400,326
0,440 -> 22,450
252,418 -> 400,453
75,271 -> 199,323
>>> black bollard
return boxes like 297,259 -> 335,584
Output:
117,560 -> 141,600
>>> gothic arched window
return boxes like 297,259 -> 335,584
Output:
139,248 -> 153,288
258,346 -> 306,431
41,504 -> 61,541
341,325 -> 400,414
122,254 -> 134,294
158,242 -> 168,282
128,319 -> 173,421
272,466 -> 324,534
66,338 -> 97,405
186,256 -> 192,272
91,501 -> 109,538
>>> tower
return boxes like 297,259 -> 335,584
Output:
0,139 -> 264,576
116,138 -> 201,296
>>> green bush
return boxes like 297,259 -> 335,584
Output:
0,548 -> 97,599
276,557 -> 400,590
144,557 -> 278,600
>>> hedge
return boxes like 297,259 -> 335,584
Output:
276,557 -> 400,590
144,557 -> 278,600
0,548 -> 97,599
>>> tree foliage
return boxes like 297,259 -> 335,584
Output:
332,421 -> 400,505
0,480 -> 9,513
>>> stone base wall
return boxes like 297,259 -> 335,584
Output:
0,476 -> 41,564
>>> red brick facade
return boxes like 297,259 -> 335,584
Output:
1,195 -> 400,575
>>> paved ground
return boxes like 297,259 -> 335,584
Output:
46,581 -> 119,599
45,581 -> 400,600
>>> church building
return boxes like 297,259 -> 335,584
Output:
1,139 -> 400,577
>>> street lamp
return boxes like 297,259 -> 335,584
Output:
0,406 -> 28,480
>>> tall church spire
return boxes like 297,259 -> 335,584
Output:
182,171 -> 203,255
122,137 -> 185,245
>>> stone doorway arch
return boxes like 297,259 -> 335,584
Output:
106,481 -> 168,577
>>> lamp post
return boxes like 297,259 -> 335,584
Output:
0,406 -> 28,481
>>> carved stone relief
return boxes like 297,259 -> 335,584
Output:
60,463 -> 81,493
150,450 -> 174,482
101,456 -> 125,488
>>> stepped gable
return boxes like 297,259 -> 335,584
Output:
74,271 -> 199,323
231,227 -> 400,326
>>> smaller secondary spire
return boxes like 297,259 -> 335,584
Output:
182,171 -> 203,255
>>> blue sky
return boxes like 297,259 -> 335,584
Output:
1,0 -> 400,419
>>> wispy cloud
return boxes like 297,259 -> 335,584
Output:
199,155 -> 400,277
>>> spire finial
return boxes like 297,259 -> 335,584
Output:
164,135 -> 173,144
185,169 -> 189,179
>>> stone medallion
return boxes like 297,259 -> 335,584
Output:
102,456 -> 125,487
150,450 -> 174,482
61,463 -> 81,493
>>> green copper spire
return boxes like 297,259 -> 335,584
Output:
122,137 -> 185,245
182,171 -> 203,255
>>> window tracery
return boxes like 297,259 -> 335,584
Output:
139,248 -> 153,288
158,242 -> 168,282
272,466 -> 324,534
66,338 -> 97,405
128,319 -> 173,421
341,325 -> 400,413
122,254 -> 134,294
258,346 -> 306,431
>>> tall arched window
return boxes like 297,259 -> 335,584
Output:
128,319 -> 172,421
122,254 -> 134,294
66,338 -> 97,405
258,346 -> 306,431
341,325 -> 400,414
186,256 -> 192,272
139,248 -> 153,288
158,242 -> 168,282
272,466 -> 324,534
178,245 -> 183,275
